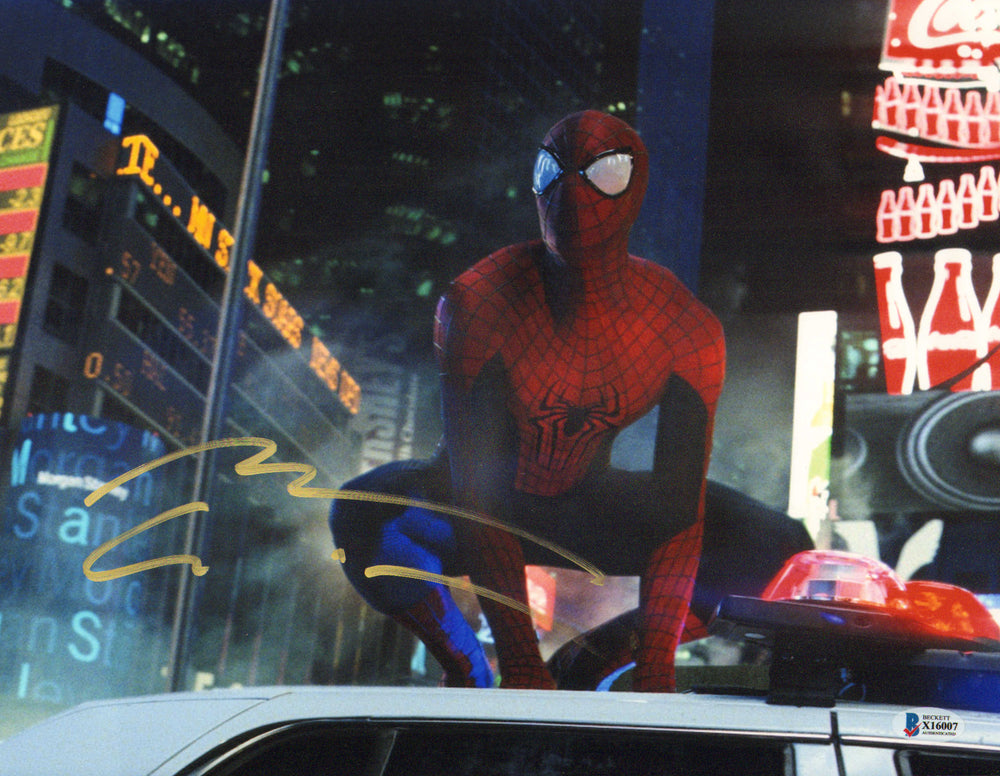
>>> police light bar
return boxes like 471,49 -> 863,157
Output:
762,550 -> 1000,643
710,550 -> 1000,707
762,549 -> 907,608
716,550 -> 1000,652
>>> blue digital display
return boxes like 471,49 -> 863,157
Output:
0,413 -> 180,706
103,92 -> 125,135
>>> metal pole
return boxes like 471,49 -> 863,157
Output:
166,0 -> 290,692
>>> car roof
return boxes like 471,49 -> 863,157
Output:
5,686 -> 1000,776
1,686 -> 834,776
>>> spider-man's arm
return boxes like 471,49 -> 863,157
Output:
434,280 -> 556,688
635,307 -> 725,691
433,283 -> 512,507
651,374 -> 713,527
642,294 -> 725,530
650,294 -> 726,515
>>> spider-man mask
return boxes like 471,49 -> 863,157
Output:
533,110 -> 649,262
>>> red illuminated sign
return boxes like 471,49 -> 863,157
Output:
525,565 -> 556,632
0,105 -> 58,418
875,166 -> 999,242
873,77 -> 1000,150
882,0 -> 1000,84
873,249 -> 996,394
873,4 -> 1000,394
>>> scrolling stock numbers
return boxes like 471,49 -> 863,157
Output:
0,184 -> 41,212
115,134 -> 360,414
109,244 -> 216,361
82,351 -> 193,445
0,231 -> 30,348
116,135 -> 303,352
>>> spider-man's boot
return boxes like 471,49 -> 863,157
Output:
396,584 -> 494,688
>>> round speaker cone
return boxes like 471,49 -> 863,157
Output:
897,391 -> 1000,512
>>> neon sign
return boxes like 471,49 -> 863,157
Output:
873,249 -> 996,394
876,166 -> 999,242
881,0 -> 1000,86
872,3 -> 1000,393
0,105 -> 58,418
115,134 -> 360,414
874,77 -> 1000,150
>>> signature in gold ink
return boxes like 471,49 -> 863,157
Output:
82,437 -> 606,608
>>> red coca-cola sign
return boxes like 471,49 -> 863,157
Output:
882,0 -> 1000,77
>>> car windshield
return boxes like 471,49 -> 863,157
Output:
1,0 -> 999,760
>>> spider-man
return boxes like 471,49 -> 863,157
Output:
332,110 -> 725,691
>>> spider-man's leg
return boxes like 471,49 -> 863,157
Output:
466,523 -> 556,689
633,519 -> 703,692
398,583 -> 494,688
331,461 -> 493,688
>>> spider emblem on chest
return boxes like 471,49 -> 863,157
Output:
527,384 -> 623,468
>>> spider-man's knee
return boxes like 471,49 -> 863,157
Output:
330,462 -> 457,614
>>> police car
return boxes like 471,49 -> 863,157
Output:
1,550 -> 999,776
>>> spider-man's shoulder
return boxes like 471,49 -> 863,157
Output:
627,255 -> 724,340
626,254 -> 688,295
459,240 -> 541,285
629,256 -> 700,309
447,240 -> 543,310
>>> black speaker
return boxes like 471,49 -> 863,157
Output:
833,390 -> 1000,517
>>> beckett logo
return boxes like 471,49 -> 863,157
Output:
893,708 -> 966,739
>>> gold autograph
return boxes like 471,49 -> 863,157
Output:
82,438 -> 606,607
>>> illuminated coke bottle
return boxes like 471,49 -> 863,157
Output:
957,173 -> 980,229
981,253 -> 1000,390
978,166 -> 999,222
942,87 -> 968,145
873,252 -> 917,395
917,248 -> 988,392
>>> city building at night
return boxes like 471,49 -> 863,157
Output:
0,3 -> 358,469
0,1 -> 394,719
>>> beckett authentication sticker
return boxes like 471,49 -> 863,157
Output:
894,708 -> 966,739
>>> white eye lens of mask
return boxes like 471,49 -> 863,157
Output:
532,149 -> 563,194
583,153 -> 633,196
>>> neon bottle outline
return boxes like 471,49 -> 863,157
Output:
873,251 -> 918,395
981,253 -> 1000,390
917,248 -> 988,392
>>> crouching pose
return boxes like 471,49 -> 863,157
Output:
332,111 -> 725,691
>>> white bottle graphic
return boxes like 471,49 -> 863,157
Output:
913,183 -> 937,239
917,248 -> 989,392
957,172 -> 981,229
873,252 -> 918,395
981,253 -> 1000,390
978,165 -> 999,222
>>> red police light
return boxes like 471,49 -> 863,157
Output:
761,550 -> 1000,643
762,550 -> 908,608
906,579 -> 1000,641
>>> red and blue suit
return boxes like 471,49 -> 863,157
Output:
332,110 -> 725,690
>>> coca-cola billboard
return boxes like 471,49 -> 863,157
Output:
882,0 -> 1000,84
871,1 -> 1000,395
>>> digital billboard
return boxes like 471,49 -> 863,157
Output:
0,414 -> 178,708
0,105 -> 58,418
114,134 -> 360,415
873,2 -> 1000,394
